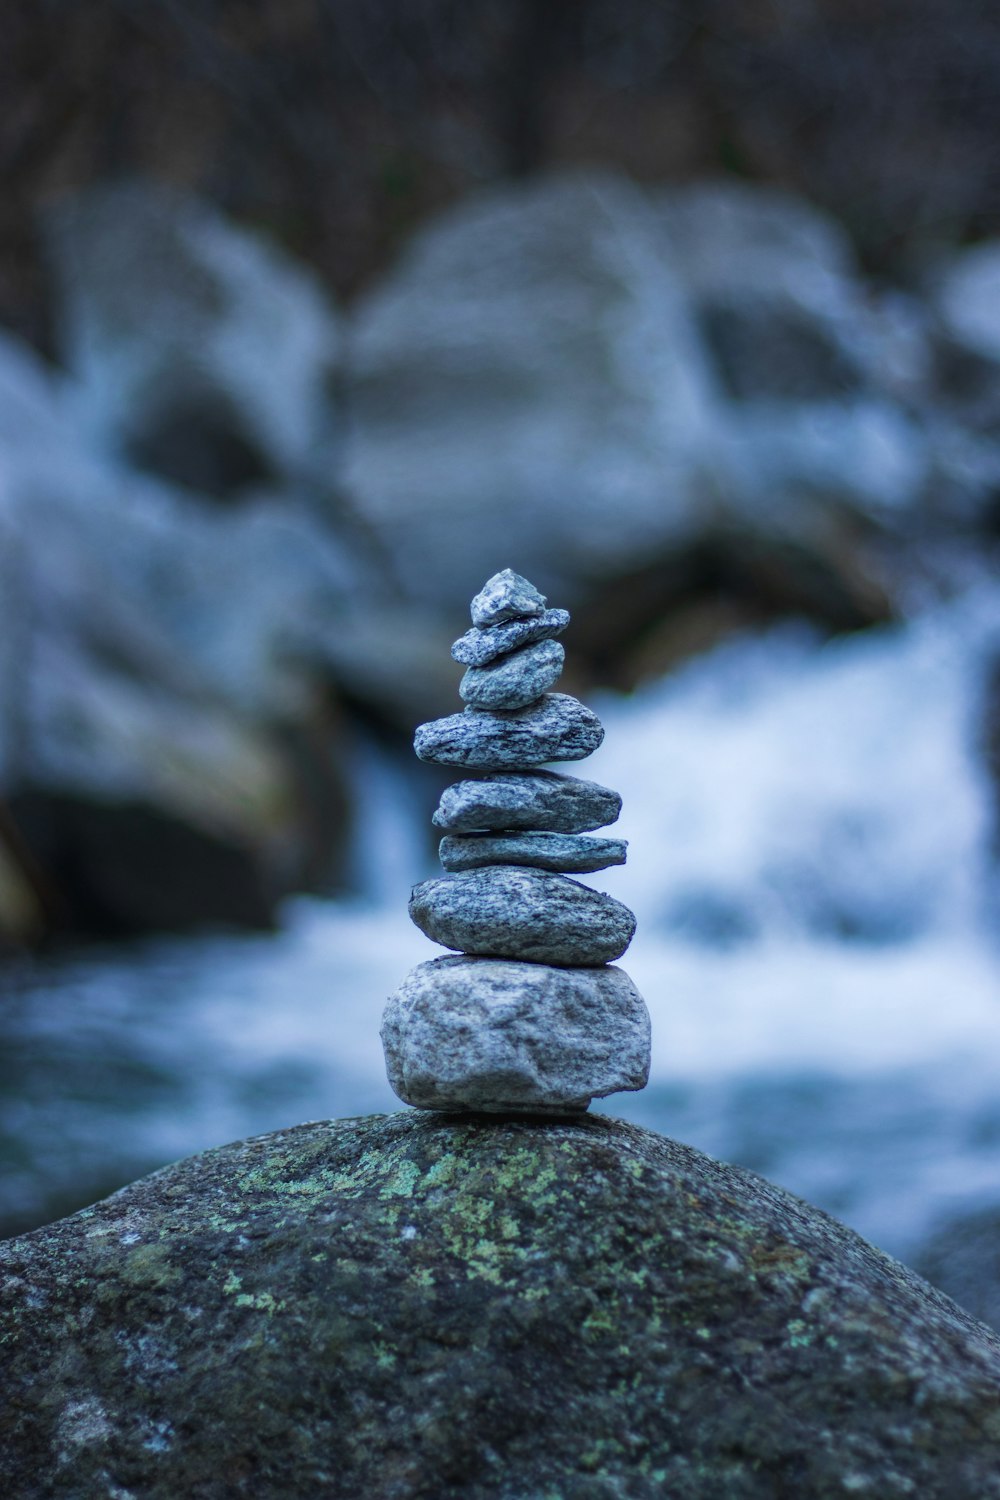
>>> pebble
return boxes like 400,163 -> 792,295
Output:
414,693 -> 604,769
459,639 -> 565,712
439,831 -> 627,874
432,770 -> 622,833
451,608 -> 570,667
408,866 -> 636,966
471,569 -> 547,628
381,955 -> 651,1112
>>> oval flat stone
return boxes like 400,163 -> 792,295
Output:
451,608 -> 570,667
471,568 -> 546,627
459,639 -> 565,712
414,694 -> 604,769
432,770 -> 622,833
439,831 -> 627,874
409,866 -> 636,965
381,955 -> 650,1112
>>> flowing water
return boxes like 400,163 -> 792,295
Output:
4,587 -> 1000,1300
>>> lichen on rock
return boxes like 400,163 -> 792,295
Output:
3,1113 -> 1000,1498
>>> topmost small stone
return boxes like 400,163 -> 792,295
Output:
471,569 -> 547,628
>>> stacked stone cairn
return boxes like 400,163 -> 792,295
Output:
381,569 -> 651,1114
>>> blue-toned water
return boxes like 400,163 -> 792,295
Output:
4,587 -> 1000,1294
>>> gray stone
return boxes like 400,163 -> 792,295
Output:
409,867 -> 636,965
470,569 -> 547,627
381,955 -> 650,1112
451,608 -> 570,667
936,241 -> 1000,367
341,173 -> 715,617
459,639 -> 565,712
439,831 -> 627,874
46,181 -> 342,489
5,1114 -> 1000,1500
414,693 -> 603,769
432,769 -> 621,833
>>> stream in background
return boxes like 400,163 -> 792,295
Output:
3,583 -> 1000,1316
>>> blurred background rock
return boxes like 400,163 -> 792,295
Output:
2,0 -> 1000,1328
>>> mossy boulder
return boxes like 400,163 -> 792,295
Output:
3,1113 -> 1000,1498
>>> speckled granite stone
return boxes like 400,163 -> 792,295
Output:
432,770 -> 621,833
382,955 -> 649,1111
451,608 -> 570,667
409,866 -> 636,965
470,568 -> 546,627
459,639 -> 565,711
414,694 -> 603,768
439,830 -> 627,873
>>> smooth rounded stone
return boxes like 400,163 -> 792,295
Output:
381,956 -> 650,1112
470,568 -> 546,628
6,1116 -> 1000,1500
451,607 -> 570,667
414,693 -> 603,769
459,639 -> 564,712
433,769 -> 622,833
439,831 -> 627,874
409,866 -> 636,965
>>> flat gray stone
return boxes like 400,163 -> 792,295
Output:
432,770 -> 622,833
414,693 -> 604,769
459,639 -> 565,712
381,955 -> 650,1112
451,608 -> 570,667
409,866 -> 636,965
439,831 -> 627,874
471,569 -> 546,627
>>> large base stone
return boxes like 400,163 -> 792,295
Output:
381,955 -> 650,1111
3,1114 -> 1000,1499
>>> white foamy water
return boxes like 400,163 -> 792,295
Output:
4,588 -> 1000,1272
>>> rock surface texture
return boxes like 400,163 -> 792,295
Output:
414,692 -> 604,769
450,607 -> 570,667
432,769 -> 622,833
409,867 -> 636,966
3,1113 -> 1000,1500
383,959 -> 649,1110
458,637 -> 565,711
438,830 -> 627,873
385,570 -> 647,1112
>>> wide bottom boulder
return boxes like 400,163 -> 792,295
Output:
3,1113 -> 1000,1499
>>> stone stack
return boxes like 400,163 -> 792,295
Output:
381,568 -> 651,1114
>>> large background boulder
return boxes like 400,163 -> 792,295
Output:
342,172 -> 718,614
3,1113 -> 1000,1498
46,181 -> 343,496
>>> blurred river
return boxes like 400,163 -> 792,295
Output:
4,586 -> 1000,1304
